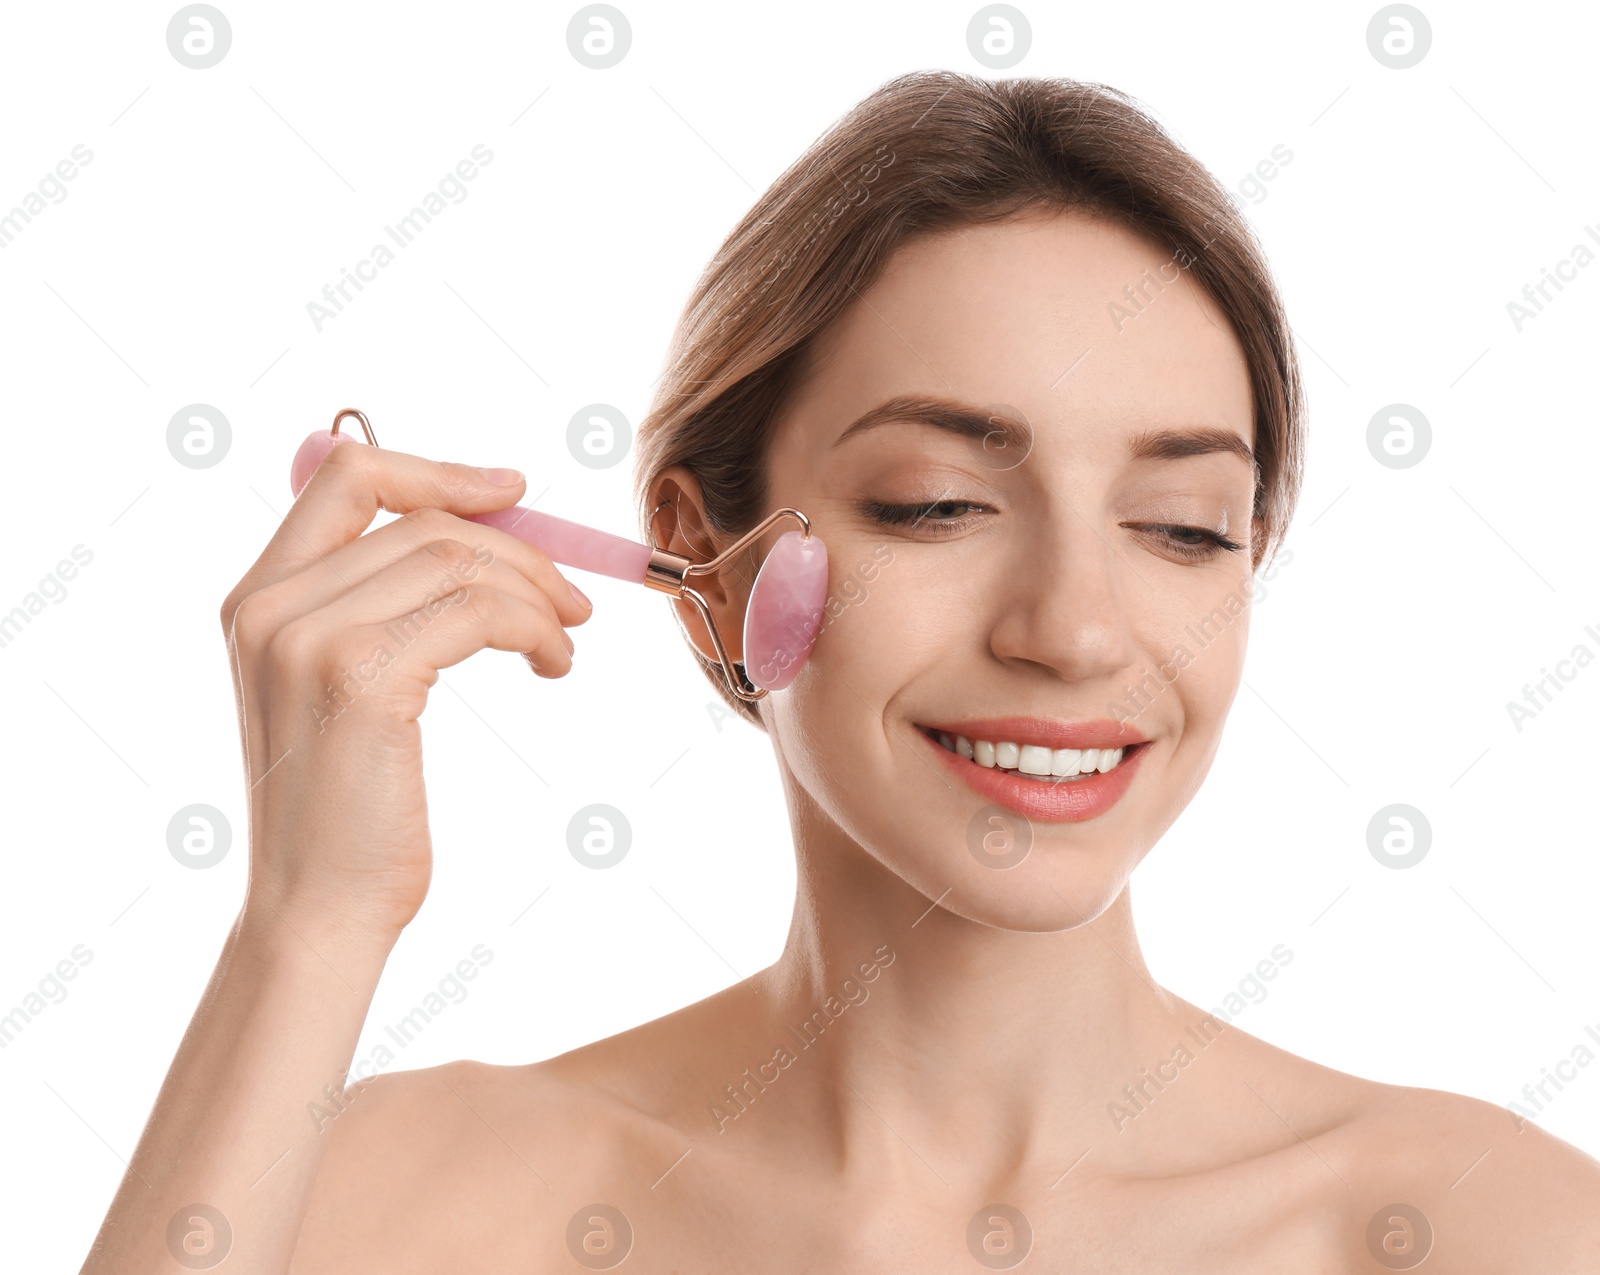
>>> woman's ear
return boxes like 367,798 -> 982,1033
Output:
648,466 -> 755,668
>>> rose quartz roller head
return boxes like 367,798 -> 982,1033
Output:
290,410 -> 829,701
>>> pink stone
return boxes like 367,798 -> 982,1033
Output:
289,429 -> 350,496
743,529 -> 829,691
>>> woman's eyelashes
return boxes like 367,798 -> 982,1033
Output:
860,499 -> 1244,561
861,498 -> 987,536
1123,523 -> 1245,561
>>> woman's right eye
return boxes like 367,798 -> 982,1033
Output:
860,499 -> 987,537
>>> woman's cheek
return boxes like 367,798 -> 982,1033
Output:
1172,590 -> 1252,728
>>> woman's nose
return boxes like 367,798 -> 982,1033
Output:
985,516 -> 1140,684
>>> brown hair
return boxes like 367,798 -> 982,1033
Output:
632,69 -> 1306,730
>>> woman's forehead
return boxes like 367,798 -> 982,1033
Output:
778,216 -> 1253,467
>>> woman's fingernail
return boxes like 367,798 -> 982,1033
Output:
562,630 -> 575,655
479,467 -> 524,486
568,580 -> 592,609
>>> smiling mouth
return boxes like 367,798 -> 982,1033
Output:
915,725 -> 1149,783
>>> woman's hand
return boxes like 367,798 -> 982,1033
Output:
219,439 -> 592,941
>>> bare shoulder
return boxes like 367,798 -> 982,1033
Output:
1233,1029 -> 1600,1274
290,1055 -> 669,1272
1335,1081 -> 1600,1271
288,977 -> 766,1271
1181,1020 -> 1600,1269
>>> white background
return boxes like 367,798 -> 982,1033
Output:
2,0 -> 1597,1258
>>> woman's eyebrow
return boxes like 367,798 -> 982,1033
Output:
830,394 -> 1252,467
1127,424 -> 1255,467
830,395 -> 1031,453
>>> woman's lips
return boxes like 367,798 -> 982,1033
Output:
916,726 -> 1149,823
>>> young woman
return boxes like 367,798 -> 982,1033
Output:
86,70 -> 1600,1272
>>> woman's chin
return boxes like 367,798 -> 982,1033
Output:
888,855 -> 1136,934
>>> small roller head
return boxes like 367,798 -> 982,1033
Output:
742,529 -> 829,691
289,429 -> 352,497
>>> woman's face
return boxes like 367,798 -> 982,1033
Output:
682,209 -> 1260,930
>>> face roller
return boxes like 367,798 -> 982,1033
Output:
289,409 -> 829,701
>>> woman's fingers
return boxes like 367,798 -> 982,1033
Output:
227,506 -> 592,640
292,583 -> 575,731
223,440 -> 529,634
387,582 -> 574,678
292,539 -> 573,658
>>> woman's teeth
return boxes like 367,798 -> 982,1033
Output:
931,731 -> 1127,782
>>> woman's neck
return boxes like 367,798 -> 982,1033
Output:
729,817 -> 1205,1188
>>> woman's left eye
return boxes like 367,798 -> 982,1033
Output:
862,499 -> 986,536
1126,523 -> 1245,561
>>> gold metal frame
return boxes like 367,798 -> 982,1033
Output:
329,407 -> 377,445
645,504 -> 812,703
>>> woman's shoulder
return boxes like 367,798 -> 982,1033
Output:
1209,1022 -> 1600,1270
288,980 -> 761,1271
1341,1078 -> 1600,1269
290,1049 -> 682,1271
